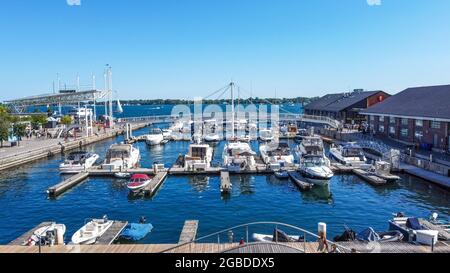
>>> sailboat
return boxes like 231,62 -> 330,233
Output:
116,99 -> 124,114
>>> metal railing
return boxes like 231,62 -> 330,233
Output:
161,222 -> 355,254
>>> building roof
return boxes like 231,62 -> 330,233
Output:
361,85 -> 450,121
305,90 -> 384,112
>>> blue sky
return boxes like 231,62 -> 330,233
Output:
1,0 -> 450,100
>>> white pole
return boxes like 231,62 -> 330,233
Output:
231,82 -> 235,139
104,72 -> 108,122
108,67 -> 114,127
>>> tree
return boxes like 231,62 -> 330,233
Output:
11,123 -> 27,146
31,114 -> 48,130
0,113 -> 11,147
60,115 -> 73,127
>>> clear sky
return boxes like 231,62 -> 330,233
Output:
1,0 -> 450,100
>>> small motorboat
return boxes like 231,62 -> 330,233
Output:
71,216 -> 114,245
388,213 -> 425,241
114,172 -> 131,179
59,151 -> 99,174
204,133 -> 221,142
25,223 -> 66,246
253,229 -> 304,243
127,174 -> 153,193
121,223 -> 153,241
356,227 -> 404,243
274,171 -> 289,179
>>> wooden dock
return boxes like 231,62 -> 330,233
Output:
8,222 -> 55,246
220,171 -> 232,193
94,221 -> 128,245
420,219 -> 450,241
352,169 -> 387,186
178,220 -> 199,244
143,171 -> 168,196
330,163 -> 355,174
288,171 -> 313,191
48,172 -> 89,197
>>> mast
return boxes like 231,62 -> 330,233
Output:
231,82 -> 235,139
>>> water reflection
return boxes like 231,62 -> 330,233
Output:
188,175 -> 210,193
232,175 -> 255,195
301,184 -> 333,204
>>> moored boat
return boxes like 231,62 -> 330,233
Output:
25,223 -> 66,246
299,155 -> 334,186
329,143 -> 368,168
222,141 -> 257,172
127,174 -> 153,193
59,151 -> 99,174
102,144 -> 140,171
71,216 -> 114,245
144,128 -> 164,146
260,142 -> 295,170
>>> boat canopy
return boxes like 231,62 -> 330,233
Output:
131,174 -> 151,180
356,227 -> 380,242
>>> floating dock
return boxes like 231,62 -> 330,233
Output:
288,171 -> 313,191
94,221 -> 128,245
8,222 -> 55,246
352,169 -> 387,186
178,220 -> 199,244
220,171 -> 232,193
48,172 -> 89,197
143,171 -> 168,197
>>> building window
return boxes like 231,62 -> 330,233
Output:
389,126 -> 396,135
390,117 -> 396,124
401,128 -> 408,137
401,118 -> 408,126
415,120 -> 423,127
431,121 -> 441,129
379,125 -> 385,133
379,116 -> 384,123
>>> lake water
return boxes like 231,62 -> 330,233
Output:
0,124 -> 449,245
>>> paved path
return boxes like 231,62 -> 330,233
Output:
401,163 -> 450,189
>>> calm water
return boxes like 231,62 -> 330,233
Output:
0,125 -> 449,244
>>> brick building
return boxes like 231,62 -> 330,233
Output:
304,89 -> 390,124
361,85 -> 450,152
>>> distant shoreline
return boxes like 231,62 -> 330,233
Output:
118,97 -> 318,106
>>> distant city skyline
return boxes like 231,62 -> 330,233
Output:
1,0 -> 450,101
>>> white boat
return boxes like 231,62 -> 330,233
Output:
222,141 -> 257,172
259,129 -> 274,142
162,129 -> 173,140
295,136 -> 325,158
253,229 -> 302,243
204,133 -> 221,142
102,144 -> 140,171
114,172 -> 132,179
59,151 -> 99,174
260,142 -> 295,170
25,223 -> 66,246
329,143 -> 367,167
184,142 -> 214,171
299,155 -> 334,186
71,216 -> 114,245
127,174 -> 153,193
144,128 -> 164,146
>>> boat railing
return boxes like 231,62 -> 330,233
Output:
161,221 -> 356,254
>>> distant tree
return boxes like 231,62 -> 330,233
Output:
60,115 -> 73,127
11,123 -> 27,146
31,114 -> 48,130
0,114 -> 11,147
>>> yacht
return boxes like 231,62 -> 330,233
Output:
222,141 -> 257,172
260,142 -> 295,170
102,144 -> 140,171
59,151 -> 99,174
295,135 -> 325,158
184,142 -> 214,171
299,155 -> 334,186
259,129 -> 274,142
144,128 -> 164,146
329,143 -> 367,167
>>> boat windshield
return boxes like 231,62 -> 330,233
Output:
343,148 -> 363,157
303,157 -> 325,167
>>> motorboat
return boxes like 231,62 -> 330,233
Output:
274,171 -> 289,179
71,216 -> 114,245
222,141 -> 257,172
334,226 -> 404,243
329,143 -> 367,167
295,136 -> 325,158
114,172 -> 132,179
59,151 -> 99,174
204,133 -> 221,142
259,129 -> 274,142
24,223 -> 66,246
162,129 -> 173,140
184,143 -> 214,171
253,229 -> 304,243
299,155 -> 334,186
127,174 -> 153,193
260,142 -> 295,170
144,128 -> 164,146
102,144 -> 140,171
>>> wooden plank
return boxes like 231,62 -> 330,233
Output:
8,222 -> 54,246
143,171 -> 168,197
47,172 -> 89,197
353,169 -> 387,186
288,171 -> 313,191
178,220 -> 199,244
94,221 -> 128,245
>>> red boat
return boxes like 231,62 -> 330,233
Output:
127,174 -> 153,193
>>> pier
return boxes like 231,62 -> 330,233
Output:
143,171 -> 168,197
178,220 -> 199,244
352,169 -> 387,186
288,171 -> 313,191
8,222 -> 55,246
94,221 -> 128,245
48,172 -> 90,197
220,171 -> 232,193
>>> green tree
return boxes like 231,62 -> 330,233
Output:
0,113 -> 11,147
60,115 -> 73,127
11,123 -> 27,146
31,114 -> 48,130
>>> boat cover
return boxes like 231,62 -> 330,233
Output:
406,218 -> 422,230
356,227 -> 381,242
121,223 -> 153,241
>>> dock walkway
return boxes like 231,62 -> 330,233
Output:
178,220 -> 199,244
143,171 -> 168,196
220,171 -> 232,193
401,163 -> 450,190
352,169 -> 387,186
94,221 -> 128,245
8,222 -> 54,246
48,172 -> 89,197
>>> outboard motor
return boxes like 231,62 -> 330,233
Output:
139,216 -> 147,224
